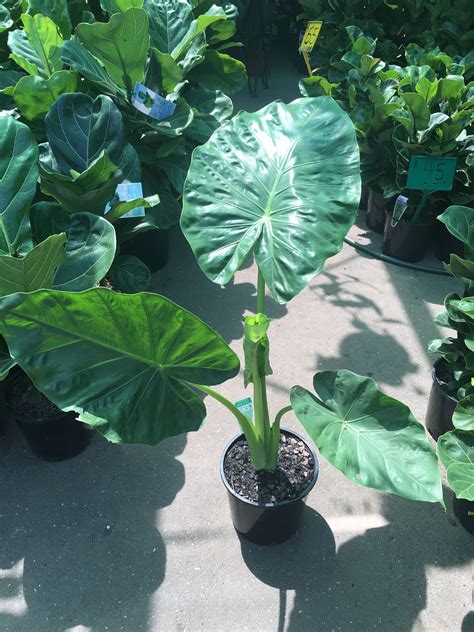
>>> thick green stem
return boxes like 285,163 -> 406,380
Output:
257,266 -> 265,314
274,405 -> 292,428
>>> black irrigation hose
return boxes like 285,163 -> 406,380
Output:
344,236 -> 452,277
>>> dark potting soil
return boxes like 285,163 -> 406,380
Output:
223,432 -> 315,504
8,372 -> 61,420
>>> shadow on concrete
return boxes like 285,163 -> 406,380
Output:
153,229 -> 287,344
0,428 -> 186,632
240,492 -> 472,632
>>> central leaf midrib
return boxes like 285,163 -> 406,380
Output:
264,141 -> 296,219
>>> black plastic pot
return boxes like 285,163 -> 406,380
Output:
382,212 -> 436,263
220,428 -> 319,545
453,496 -> 474,535
366,187 -> 387,233
120,229 -> 169,273
6,374 -> 91,461
435,222 -> 464,264
425,359 -> 458,441
359,184 -> 369,211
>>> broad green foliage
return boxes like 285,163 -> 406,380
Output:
11,69 -> 77,120
9,13 -> 63,77
108,255 -> 151,292
0,289 -> 240,444
25,0 -> 73,38
438,430 -> 474,500
187,50 -> 246,93
291,370 -> 443,503
438,206 -> 474,257
181,97 -> 361,304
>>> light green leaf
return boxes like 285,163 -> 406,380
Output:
0,336 -> 15,380
76,7 -> 149,91
150,47 -> 183,93
453,396 -> 474,431
25,0 -> 73,37
12,70 -> 78,120
243,313 -> 272,388
0,288 -> 240,445
181,97 -> 360,304
187,49 -> 246,93
0,116 -> 38,255
101,0 -> 144,13
53,213 -> 116,291
438,205 -> 474,257
108,255 -> 151,292
290,370 -> 443,503
0,233 -> 66,297
106,194 -> 160,222
18,13 -> 63,77
438,430 -> 474,501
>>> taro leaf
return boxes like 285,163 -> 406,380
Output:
31,201 -> 71,242
452,395 -> 474,431
75,8 -> 149,92
0,288 -> 240,444
12,70 -> 78,120
0,233 -> 66,297
187,49 -> 246,93
8,13 -> 63,78
108,255 -> 151,292
45,93 -> 125,174
181,97 -> 361,304
145,0 -> 192,55
61,40 -> 127,99
438,205 -> 474,258
0,6 -> 13,33
0,116 -> 38,256
437,430 -> 474,501
290,370 -> 443,503
185,87 -> 233,144
53,213 -> 116,291
25,0 -> 73,37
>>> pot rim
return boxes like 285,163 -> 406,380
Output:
432,357 -> 459,405
220,427 -> 319,509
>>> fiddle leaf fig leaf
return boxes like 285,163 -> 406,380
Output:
25,0 -> 73,38
12,70 -> 78,120
9,13 -> 63,78
0,116 -> 38,255
185,87 -> 233,143
106,194 -> 160,222
438,430 -> 474,501
145,0 -> 192,54
181,97 -> 361,304
101,0 -> 144,13
108,255 -> 151,292
0,289 -> 240,445
452,396 -> 474,431
0,233 -> 67,297
438,205 -> 474,258
290,370 -> 443,503
75,8 -> 149,91
187,49 -> 246,93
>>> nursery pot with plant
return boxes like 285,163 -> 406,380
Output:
0,98 -> 443,546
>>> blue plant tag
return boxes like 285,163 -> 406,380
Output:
235,397 -> 253,421
131,83 -> 176,121
105,182 -> 146,219
391,194 -> 409,227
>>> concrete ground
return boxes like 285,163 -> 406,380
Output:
1,51 -> 473,632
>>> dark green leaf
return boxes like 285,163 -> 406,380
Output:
187,49 -> 246,93
185,87 -> 233,143
108,255 -> 150,292
12,70 -> 78,120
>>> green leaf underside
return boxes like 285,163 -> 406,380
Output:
0,289 -> 240,444
181,97 -> 361,304
290,370 -> 443,503
438,430 -> 474,501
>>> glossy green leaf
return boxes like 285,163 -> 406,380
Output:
75,8 -> 149,91
12,70 -> 77,120
145,0 -> 192,54
108,255 -> 151,292
101,0 -> 144,13
25,0 -> 73,37
53,214 -> 116,291
31,201 -> 70,242
438,205 -> 474,257
243,313 -> 272,388
10,13 -> 63,78
290,370 -> 443,503
172,5 -> 227,59
453,396 -> 474,431
0,288 -> 240,444
131,97 -> 194,138
0,116 -> 38,255
185,87 -> 233,143
181,97 -> 361,304
0,233 -> 66,297
438,430 -> 474,501
187,49 -> 246,93
0,6 -> 13,33
150,48 -> 183,93
106,194 -> 160,222
158,146 -> 190,194
0,335 -> 15,380
0,69 -> 26,94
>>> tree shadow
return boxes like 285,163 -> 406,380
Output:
0,425 -> 186,632
240,491 -> 472,631
152,228 -> 287,343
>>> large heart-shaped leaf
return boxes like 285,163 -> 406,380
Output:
0,116 -> 38,255
53,213 -> 116,291
181,97 -> 361,304
0,233 -> 66,297
75,8 -> 149,91
185,87 -> 233,143
290,370 -> 443,503
45,93 -> 125,174
187,49 -> 246,93
12,70 -> 78,120
438,430 -> 474,501
0,288 -> 240,444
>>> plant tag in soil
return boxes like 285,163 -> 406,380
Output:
299,21 -> 323,53
132,83 -> 176,121
105,182 -> 146,219
391,194 -> 409,227
235,397 -> 253,421
406,155 -> 457,191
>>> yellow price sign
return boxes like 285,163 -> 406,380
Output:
299,21 -> 323,53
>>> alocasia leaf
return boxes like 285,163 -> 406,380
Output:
108,255 -> 151,292
12,70 -> 78,120
75,8 -> 149,91
290,370 -> 443,503
0,288 -> 240,444
181,97 -> 361,304
0,116 -> 38,255
438,430 -> 474,501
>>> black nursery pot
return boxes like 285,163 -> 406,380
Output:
425,359 -> 458,441
382,212 -> 436,263
453,496 -> 474,535
435,222 -> 464,264
6,374 -> 91,461
366,187 -> 387,233
220,429 -> 319,545
120,229 -> 169,273
359,184 -> 369,211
